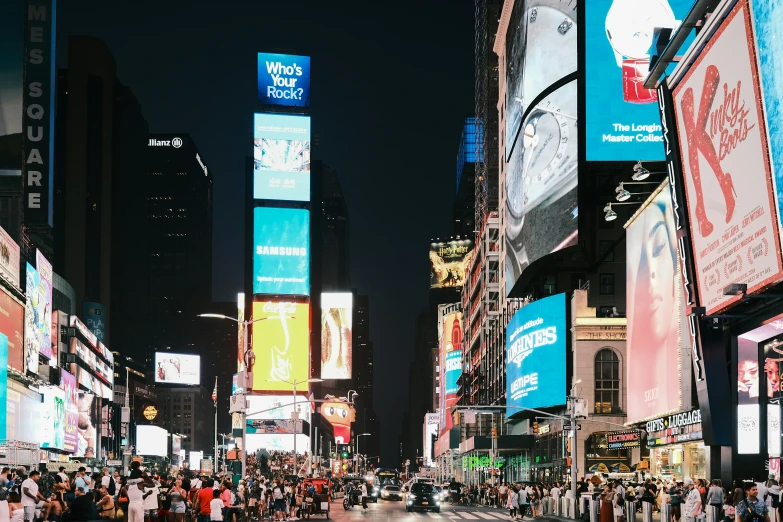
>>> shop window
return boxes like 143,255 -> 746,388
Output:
594,348 -> 620,414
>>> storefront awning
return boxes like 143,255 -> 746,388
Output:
588,463 -> 610,474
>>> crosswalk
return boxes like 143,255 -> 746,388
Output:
356,510 -> 517,519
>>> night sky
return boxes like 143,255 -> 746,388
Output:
59,0 -> 475,465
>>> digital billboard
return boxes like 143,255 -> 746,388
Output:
251,301 -> 310,392
136,425 -> 168,457
83,302 -> 106,344
36,251 -> 52,359
429,240 -> 474,289
423,413 -> 439,467
625,185 -> 684,423
672,0 -> 783,315
60,369 -> 78,454
253,113 -> 311,202
506,293 -> 566,414
0,225 -> 20,287
253,207 -> 310,295
246,395 -> 311,453
76,391 -> 98,458
0,0 -> 23,177
155,353 -> 201,385
321,292 -> 352,380
0,334 -> 7,442
40,386 -> 65,450
438,303 -> 462,433
257,53 -> 311,108
585,0 -> 695,161
0,286 -> 24,372
24,263 -> 42,372
751,0 -> 783,235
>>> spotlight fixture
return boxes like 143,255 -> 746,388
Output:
604,204 -> 617,222
632,161 -> 651,180
615,183 -> 631,202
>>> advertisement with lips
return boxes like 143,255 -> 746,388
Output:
672,0 -> 783,315
251,301 -> 310,392
625,185 -> 684,423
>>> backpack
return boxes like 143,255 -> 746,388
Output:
743,500 -> 764,522
616,494 -> 625,507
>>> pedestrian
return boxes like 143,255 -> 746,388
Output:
684,479 -> 703,522
209,491 -> 223,522
508,487 -> 520,520
736,482 -> 770,522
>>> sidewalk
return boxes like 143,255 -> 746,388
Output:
541,510 -> 663,522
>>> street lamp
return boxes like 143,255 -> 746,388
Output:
198,308 -> 268,478
267,378 -> 323,476
356,433 -> 371,474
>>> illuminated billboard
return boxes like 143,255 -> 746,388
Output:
506,293 -> 566,414
429,240 -> 474,289
251,301 -> 310,392
503,1 -> 578,295
0,286 -> 24,372
253,207 -> 310,295
36,251 -> 52,359
438,303 -> 462,433
750,0 -> 783,242
136,425 -> 168,457
253,113 -> 311,202
257,53 -> 311,108
672,0 -> 783,315
423,413 -> 439,467
246,395 -> 311,453
625,185 -> 684,423
0,225 -> 20,287
24,263 -> 42,372
585,0 -> 695,160
155,353 -> 201,385
40,386 -> 65,450
61,369 -> 78,454
321,292 -> 352,380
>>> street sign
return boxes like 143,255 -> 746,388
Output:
563,424 -> 582,431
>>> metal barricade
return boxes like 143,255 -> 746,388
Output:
628,501 -> 639,522
706,505 -> 720,522
589,498 -> 599,522
661,502 -> 671,522
555,497 -> 561,517
643,501 -> 653,522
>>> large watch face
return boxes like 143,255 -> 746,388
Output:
506,0 -> 578,157
605,0 -> 676,59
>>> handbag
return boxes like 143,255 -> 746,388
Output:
116,507 -> 125,519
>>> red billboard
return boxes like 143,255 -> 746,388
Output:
0,287 -> 24,372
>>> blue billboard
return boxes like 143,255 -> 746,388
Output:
253,207 -> 310,296
506,293 -> 567,414
253,113 -> 311,202
257,53 -> 310,108
585,0 -> 695,161
444,349 -> 462,396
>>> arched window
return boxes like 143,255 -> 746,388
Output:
594,348 -> 620,414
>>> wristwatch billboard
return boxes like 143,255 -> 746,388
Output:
605,0 -> 679,103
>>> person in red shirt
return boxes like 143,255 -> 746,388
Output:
196,479 -> 215,522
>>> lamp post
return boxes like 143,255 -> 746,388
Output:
355,433 -> 371,474
198,308 -> 267,479
267,378 -> 323,476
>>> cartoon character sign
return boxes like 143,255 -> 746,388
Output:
320,397 -> 354,444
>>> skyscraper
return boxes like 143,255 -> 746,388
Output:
321,164 -> 350,291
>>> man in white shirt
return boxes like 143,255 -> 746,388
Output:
144,483 -> 160,522
101,468 -> 112,489
683,479 -> 702,522
22,471 -> 47,522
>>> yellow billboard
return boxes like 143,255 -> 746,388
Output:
252,301 -> 310,392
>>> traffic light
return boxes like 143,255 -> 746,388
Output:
491,428 -> 498,439
337,443 -> 351,459
533,421 -> 539,435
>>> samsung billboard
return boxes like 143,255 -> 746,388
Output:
253,113 -> 311,202
253,207 -> 310,296
257,53 -> 311,108
506,293 -> 567,415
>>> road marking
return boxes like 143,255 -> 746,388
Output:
475,513 -> 501,520
427,513 -> 443,518
454,513 -> 478,519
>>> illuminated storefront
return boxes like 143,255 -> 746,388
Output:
643,409 -> 707,482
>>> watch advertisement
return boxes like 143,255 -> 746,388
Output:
625,185 -> 684,423
586,0 -> 695,161
504,0 -> 578,296
505,293 -> 566,415
253,113 -> 311,202
253,207 -> 310,296
750,0 -> 783,235
672,0 -> 783,315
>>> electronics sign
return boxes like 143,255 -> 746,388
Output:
625,185 -> 684,423
506,293 -> 566,414
253,113 -> 311,202
672,0 -> 783,315
585,0 -> 695,160
321,292 -> 353,380
154,353 -> 201,385
251,301 -> 310,392
253,207 -> 310,296
257,53 -> 311,108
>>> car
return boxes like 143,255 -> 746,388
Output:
433,485 -> 448,502
406,482 -> 441,513
381,485 -> 403,501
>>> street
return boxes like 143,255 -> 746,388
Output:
323,498 -> 522,521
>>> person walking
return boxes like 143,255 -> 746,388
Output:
684,479 -> 703,522
737,483 -> 770,522
508,487 -> 520,520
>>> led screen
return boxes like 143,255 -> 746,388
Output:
429,240 -> 474,289
36,251 -> 53,359
321,292 -> 352,380
24,263 -> 43,372
506,293 -> 566,414
0,225 -> 20,287
60,369 -> 78,454
0,334 -> 6,442
253,113 -> 311,202
136,425 -> 168,457
672,0 -> 783,314
423,413 -> 439,467
257,53 -> 311,108
154,353 -> 201,385
438,303 -> 462,433
252,301 -> 310,392
585,0 -> 695,160
625,186 -> 684,423
750,0 -> 783,237
253,207 -> 310,295
246,395 -> 311,453
0,286 -> 24,372
39,386 -> 65,450
76,391 -> 98,458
